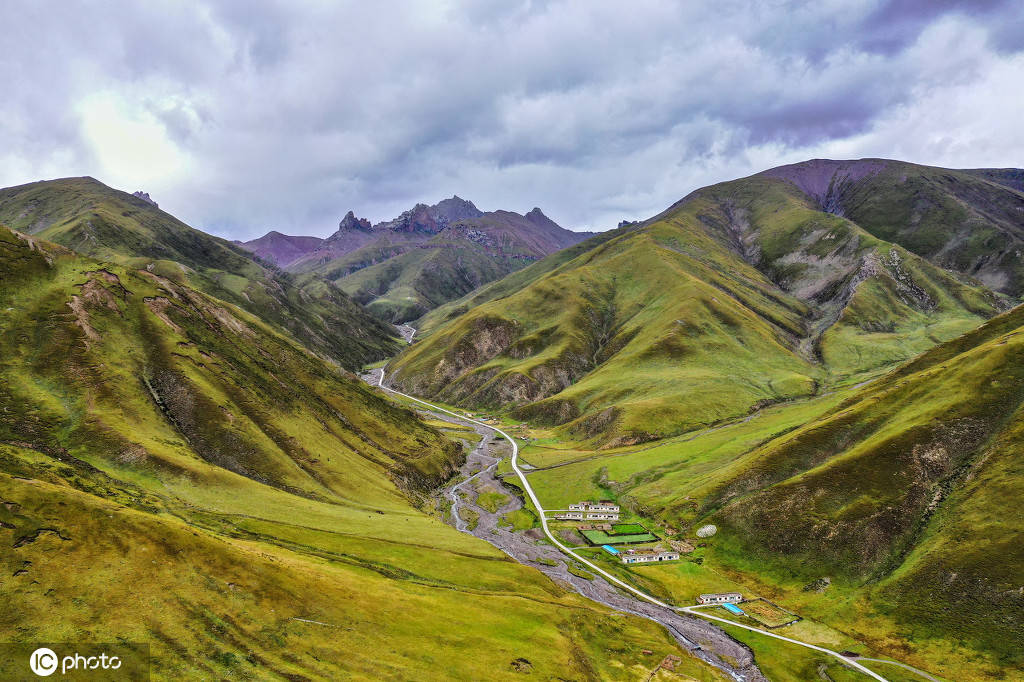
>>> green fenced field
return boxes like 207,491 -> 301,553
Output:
581,530 -> 658,545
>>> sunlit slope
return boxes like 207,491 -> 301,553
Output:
0,226 -> 705,679
324,240 -> 528,323
0,177 -> 399,368
392,173 -> 999,445
686,304 -> 1024,669
764,159 -> 1024,295
0,225 -> 455,503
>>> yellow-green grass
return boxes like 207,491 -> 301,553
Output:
0,177 -> 399,368
391,172 -> 998,447
474,487 -> 510,513
0,455 -> 700,681
710,623 -> 869,682
524,390 -> 847,516
0,227 -> 719,679
739,599 -> 798,628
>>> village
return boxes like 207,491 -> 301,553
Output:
545,500 -> 803,630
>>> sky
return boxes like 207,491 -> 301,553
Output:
2,1 -> 1023,239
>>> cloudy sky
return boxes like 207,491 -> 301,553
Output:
2,1 -> 1022,239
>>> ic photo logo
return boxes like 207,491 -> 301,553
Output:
29,648 -> 57,677
28,647 -> 123,677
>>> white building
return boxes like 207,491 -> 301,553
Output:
697,592 -> 743,604
570,500 -> 621,513
553,512 -> 584,520
621,550 -> 679,564
585,512 -> 620,521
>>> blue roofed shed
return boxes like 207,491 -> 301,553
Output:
722,603 -> 744,616
602,545 -> 619,555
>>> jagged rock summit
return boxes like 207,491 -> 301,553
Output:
337,210 -> 372,231
131,191 -> 157,208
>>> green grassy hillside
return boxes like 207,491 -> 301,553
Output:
699,305 -> 1024,669
517,305 -> 1024,678
0,225 -> 711,679
391,167 -> 1001,446
314,238 -> 533,323
761,159 -> 1024,295
0,178 -> 399,368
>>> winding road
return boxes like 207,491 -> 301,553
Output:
372,368 -> 892,682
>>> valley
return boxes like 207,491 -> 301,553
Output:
3,157 -> 1021,681
370,364 -> 897,681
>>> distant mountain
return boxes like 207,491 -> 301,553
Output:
253,196 -> 593,323
234,230 -> 323,267
0,177 -> 399,369
389,159 -> 1017,446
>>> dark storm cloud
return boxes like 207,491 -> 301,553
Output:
1,1 -> 1022,237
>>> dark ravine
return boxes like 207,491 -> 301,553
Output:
407,401 -> 767,682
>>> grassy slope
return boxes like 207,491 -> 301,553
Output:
330,242 -> 529,323
520,306 -> 1024,678
0,177 -> 399,369
0,226 -> 708,679
391,176 -> 998,446
834,161 -> 1024,295
701,305 -> 1024,672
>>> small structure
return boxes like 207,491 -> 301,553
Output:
553,512 -> 584,521
721,603 -> 745,616
695,524 -> 718,538
698,592 -> 742,605
621,550 -> 680,564
585,512 -> 620,521
601,544 -> 619,555
570,500 -> 621,513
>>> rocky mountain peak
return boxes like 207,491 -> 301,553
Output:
432,196 -> 483,223
337,210 -> 372,232
132,191 -> 158,208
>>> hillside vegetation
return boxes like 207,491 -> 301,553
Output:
391,160 -> 1007,446
0,178 -> 399,368
0,224 -> 704,679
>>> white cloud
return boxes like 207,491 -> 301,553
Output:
0,0 -> 1021,239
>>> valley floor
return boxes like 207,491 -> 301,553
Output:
368,368 -> 934,682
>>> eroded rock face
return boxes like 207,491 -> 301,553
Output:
337,210 -> 372,232
131,191 -> 158,208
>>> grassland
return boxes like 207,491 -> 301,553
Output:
514,304 -> 1024,679
390,168 -> 1000,447
0,177 -> 400,368
0,225 -> 718,679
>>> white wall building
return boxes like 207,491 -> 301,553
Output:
585,512 -> 620,521
697,592 -> 743,604
621,550 -> 679,564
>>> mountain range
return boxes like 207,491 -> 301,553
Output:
238,196 -> 592,322
2,158 -> 1022,679
390,159 -> 1013,445
0,210 -> 688,679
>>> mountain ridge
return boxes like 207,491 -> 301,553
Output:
0,176 -> 401,369
389,158 -> 1015,445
